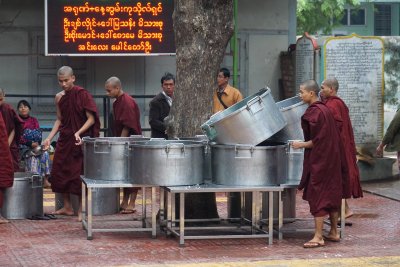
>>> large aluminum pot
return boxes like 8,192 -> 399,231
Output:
55,189 -> 120,216
269,95 -> 307,142
178,135 -> 211,182
1,172 -> 43,219
128,140 -> 204,186
285,141 -> 304,185
201,88 -> 286,145
83,136 -> 149,181
211,141 -> 287,186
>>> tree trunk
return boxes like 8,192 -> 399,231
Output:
168,0 -> 234,137
168,0 -> 234,220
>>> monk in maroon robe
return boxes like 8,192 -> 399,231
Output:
292,80 -> 346,248
0,89 -> 23,171
0,112 -> 14,223
105,76 -> 141,214
321,78 -> 362,218
43,66 -> 100,219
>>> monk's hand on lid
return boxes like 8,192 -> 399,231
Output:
74,132 -> 83,145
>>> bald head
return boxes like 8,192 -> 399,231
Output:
105,76 -> 123,98
322,77 -> 339,92
105,76 -> 122,88
300,80 -> 320,95
57,66 -> 74,77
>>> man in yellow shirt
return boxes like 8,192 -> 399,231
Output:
213,68 -> 243,113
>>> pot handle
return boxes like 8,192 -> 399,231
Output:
165,143 -> 185,158
94,140 -> 111,153
234,145 -> 254,158
246,95 -> 264,115
31,174 -> 43,188
286,140 -> 304,154
201,124 -> 217,141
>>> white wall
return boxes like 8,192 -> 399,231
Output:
237,0 -> 291,98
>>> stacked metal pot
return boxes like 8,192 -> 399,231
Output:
201,88 -> 307,219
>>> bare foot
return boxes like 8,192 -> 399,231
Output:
303,238 -> 325,248
43,179 -> 51,189
345,211 -> 354,219
77,213 -> 82,222
323,234 -> 340,242
52,207 -> 74,216
120,201 -> 128,211
0,217 -> 9,224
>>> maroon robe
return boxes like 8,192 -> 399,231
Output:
298,101 -> 345,216
113,93 -> 141,193
0,103 -> 23,171
324,96 -> 362,198
0,112 -> 14,208
113,93 -> 142,136
51,86 -> 100,195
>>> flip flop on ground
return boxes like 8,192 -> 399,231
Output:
323,235 -> 340,242
303,241 -> 325,248
120,209 -> 136,214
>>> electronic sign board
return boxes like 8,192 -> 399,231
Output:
45,0 -> 175,56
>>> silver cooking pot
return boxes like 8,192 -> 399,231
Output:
128,140 -> 204,186
177,135 -> 211,182
211,141 -> 287,186
269,95 -> 307,142
285,140 -> 304,185
201,88 -> 286,145
83,136 -> 149,181
1,172 -> 43,219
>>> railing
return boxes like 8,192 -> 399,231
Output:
6,94 -> 155,136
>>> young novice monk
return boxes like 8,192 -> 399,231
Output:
292,80 -> 347,248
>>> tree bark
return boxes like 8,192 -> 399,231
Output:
168,0 -> 234,220
168,0 -> 234,137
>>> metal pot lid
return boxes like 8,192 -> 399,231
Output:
276,95 -> 306,112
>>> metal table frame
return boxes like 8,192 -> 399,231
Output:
161,184 -> 283,246
274,184 -> 346,240
81,177 -> 157,240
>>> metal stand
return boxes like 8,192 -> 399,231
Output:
81,177 -> 157,240
161,184 -> 283,246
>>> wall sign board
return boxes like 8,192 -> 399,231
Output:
45,0 -> 175,56
324,34 -> 384,145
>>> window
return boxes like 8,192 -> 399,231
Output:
374,4 -> 391,36
338,8 -> 366,26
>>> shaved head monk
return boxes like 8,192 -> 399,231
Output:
43,66 -> 100,221
292,80 -> 347,248
0,112 -> 14,224
320,77 -> 362,219
105,76 -> 141,214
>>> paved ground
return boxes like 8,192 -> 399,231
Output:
1,172 -> 400,267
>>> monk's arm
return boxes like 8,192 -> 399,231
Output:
74,110 -> 95,145
8,129 -> 15,146
120,126 -> 130,137
43,94 -> 62,148
291,140 -> 313,149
